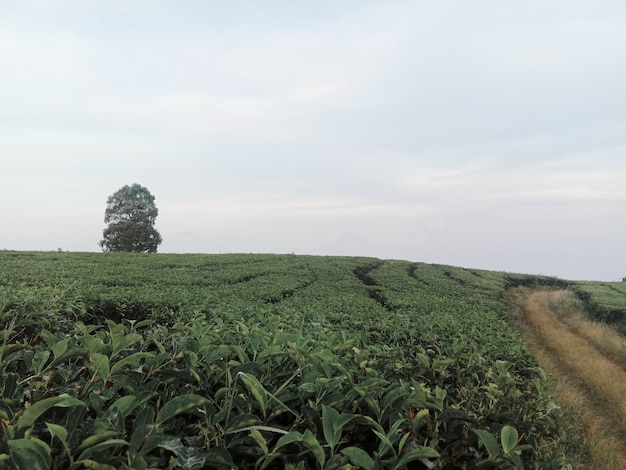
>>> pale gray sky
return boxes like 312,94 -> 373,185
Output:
1,1 -> 625,280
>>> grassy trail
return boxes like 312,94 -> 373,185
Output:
512,289 -> 626,469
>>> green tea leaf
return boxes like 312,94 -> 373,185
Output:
116,333 -> 142,356
256,345 -> 284,360
322,405 -> 354,453
102,406 -> 125,434
109,395 -> 138,418
353,414 -> 385,435
204,446 -> 235,468
76,460 -> 117,470
32,348 -> 51,374
64,405 -> 87,449
224,413 -> 262,434
50,338 -> 68,362
341,447 -> 375,470
393,447 -> 440,469
273,431 -> 304,451
8,438 -> 52,470
407,382 -> 427,409
155,394 -> 210,425
425,386 -> 447,411
373,429 -> 395,457
382,384 -> 408,410
238,372 -> 268,417
130,407 -> 156,454
203,344 -> 232,364
89,391 -> 105,414
473,429 -> 500,458
107,321 -> 125,357
17,395 -> 85,433
322,404 -> 339,443
0,400 -> 14,422
501,425 -> 519,455
90,353 -> 110,383
45,422 -> 72,460
157,435 -> 184,454
38,329 -> 56,347
2,372 -> 19,399
176,446 -> 207,470
77,431 -> 121,452
249,427 -> 269,454
45,422 -> 68,445
130,424 -> 158,456
140,426 -> 167,455
106,319 -> 142,356
495,360 -> 514,375
77,438 -> 129,462
302,429 -> 325,468
110,352 -> 154,376
398,431 -> 411,454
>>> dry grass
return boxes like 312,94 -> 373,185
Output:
548,291 -> 626,369
527,329 -> 622,469
512,288 -> 626,469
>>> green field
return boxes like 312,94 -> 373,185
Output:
1,251 -> 625,469
571,281 -> 626,335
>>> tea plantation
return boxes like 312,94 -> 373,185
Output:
0,251 -> 621,469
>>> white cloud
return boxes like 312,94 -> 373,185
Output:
1,1 -> 626,280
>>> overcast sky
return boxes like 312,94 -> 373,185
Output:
1,1 -> 625,281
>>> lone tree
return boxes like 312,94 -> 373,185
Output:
99,183 -> 162,253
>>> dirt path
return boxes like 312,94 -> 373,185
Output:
511,289 -> 626,469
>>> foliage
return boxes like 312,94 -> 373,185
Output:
100,221 -> 162,255
99,184 -> 162,253
0,251 -> 608,468
572,281 -> 626,335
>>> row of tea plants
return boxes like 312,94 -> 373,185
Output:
0,251 -> 591,468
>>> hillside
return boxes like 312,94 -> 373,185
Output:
513,288 -> 626,468
1,251 -> 625,469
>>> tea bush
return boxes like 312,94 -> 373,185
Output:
0,252 -> 584,468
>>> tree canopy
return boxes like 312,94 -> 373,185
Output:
99,183 -> 162,253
